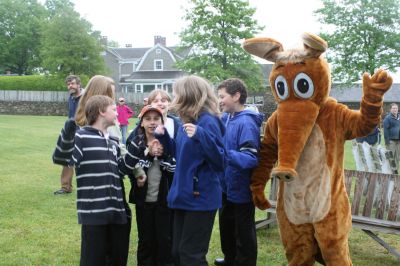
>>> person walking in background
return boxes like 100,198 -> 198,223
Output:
53,75 -> 82,195
214,78 -> 263,266
383,103 -> 400,166
155,75 -> 225,266
124,105 -> 176,266
70,95 -> 131,266
117,97 -> 134,144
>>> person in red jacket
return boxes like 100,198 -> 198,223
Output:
117,97 -> 134,144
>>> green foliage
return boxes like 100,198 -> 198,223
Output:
316,0 -> 400,83
0,0 -> 45,75
0,75 -> 89,91
176,0 -> 265,91
40,0 -> 107,76
0,115 -> 399,265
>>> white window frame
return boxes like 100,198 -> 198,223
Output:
135,84 -> 143,93
154,59 -> 163,70
156,48 -> 161,54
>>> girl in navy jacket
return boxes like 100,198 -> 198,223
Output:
155,75 -> 225,266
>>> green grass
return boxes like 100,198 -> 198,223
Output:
0,115 -> 398,265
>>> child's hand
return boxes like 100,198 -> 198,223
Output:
154,125 -> 165,135
149,139 -> 163,157
137,175 -> 147,187
183,123 -> 197,138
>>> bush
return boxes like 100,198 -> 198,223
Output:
0,75 -> 89,91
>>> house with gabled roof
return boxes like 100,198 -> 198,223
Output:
102,36 -> 190,93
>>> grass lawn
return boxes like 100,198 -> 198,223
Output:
0,114 -> 398,265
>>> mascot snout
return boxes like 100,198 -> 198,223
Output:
272,99 -> 320,181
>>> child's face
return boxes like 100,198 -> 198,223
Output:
141,111 -> 163,135
218,87 -> 239,113
102,104 -> 118,127
151,93 -> 170,116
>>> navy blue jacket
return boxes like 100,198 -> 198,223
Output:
356,127 -> 381,145
383,113 -> 400,144
71,127 -> 130,225
125,133 -> 175,206
157,112 -> 225,211
221,110 -> 264,203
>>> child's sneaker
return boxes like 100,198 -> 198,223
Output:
54,189 -> 71,195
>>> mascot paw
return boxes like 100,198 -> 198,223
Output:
252,190 -> 271,210
363,69 -> 393,102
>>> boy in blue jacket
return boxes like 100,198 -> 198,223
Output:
215,78 -> 264,266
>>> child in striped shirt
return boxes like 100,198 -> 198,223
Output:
70,95 -> 131,266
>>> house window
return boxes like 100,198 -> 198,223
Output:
156,84 -> 162,89
135,84 -> 143,93
154,60 -> 163,70
156,49 -> 161,54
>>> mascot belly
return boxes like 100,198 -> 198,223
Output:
243,33 -> 392,266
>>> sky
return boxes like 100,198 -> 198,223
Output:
70,0 -> 323,48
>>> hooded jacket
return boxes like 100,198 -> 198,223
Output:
221,110 -> 264,203
157,112 -> 225,211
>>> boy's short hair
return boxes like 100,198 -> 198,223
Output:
85,95 -> 115,125
217,78 -> 247,105
65,75 -> 81,85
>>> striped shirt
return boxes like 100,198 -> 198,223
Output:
71,127 -> 128,225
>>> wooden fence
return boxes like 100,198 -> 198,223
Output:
0,90 -> 148,104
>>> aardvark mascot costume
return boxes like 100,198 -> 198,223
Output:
242,33 -> 393,265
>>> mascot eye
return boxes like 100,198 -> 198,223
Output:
293,73 -> 314,99
274,75 -> 289,100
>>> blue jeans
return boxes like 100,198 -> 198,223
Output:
120,125 -> 128,144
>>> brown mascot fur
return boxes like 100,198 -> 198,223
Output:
242,33 -> 393,265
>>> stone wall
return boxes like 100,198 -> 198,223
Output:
0,101 -> 68,116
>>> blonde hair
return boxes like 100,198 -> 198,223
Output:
75,75 -> 115,126
85,95 -> 115,125
147,89 -> 172,103
171,75 -> 220,123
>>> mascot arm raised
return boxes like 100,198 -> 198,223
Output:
250,113 -> 278,210
339,69 -> 392,140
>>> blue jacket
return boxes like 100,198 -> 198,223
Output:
356,127 -> 381,145
221,110 -> 264,203
383,113 -> 400,144
157,112 -> 225,211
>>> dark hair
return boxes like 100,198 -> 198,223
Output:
65,75 -> 81,85
217,78 -> 247,104
85,95 -> 115,125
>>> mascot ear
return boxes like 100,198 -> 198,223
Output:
242,38 -> 283,63
302,32 -> 328,58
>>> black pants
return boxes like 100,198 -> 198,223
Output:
172,209 -> 216,266
135,202 -> 174,266
80,221 -> 131,266
218,193 -> 257,266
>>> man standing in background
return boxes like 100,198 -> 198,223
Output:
383,103 -> 400,168
54,75 -> 82,195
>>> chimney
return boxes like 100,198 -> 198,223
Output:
100,36 -> 108,46
154,35 -> 166,46
125,44 -> 132,48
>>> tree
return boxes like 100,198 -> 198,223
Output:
315,0 -> 400,82
40,0 -> 106,76
176,0 -> 265,90
0,0 -> 45,75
